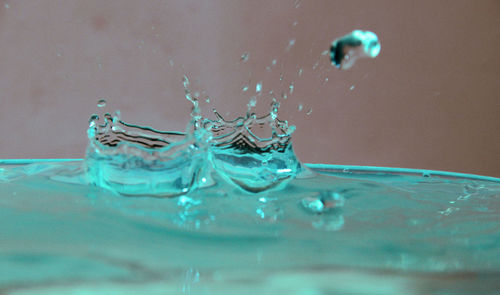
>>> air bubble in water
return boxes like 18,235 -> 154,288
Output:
97,99 -> 107,108
330,30 -> 380,70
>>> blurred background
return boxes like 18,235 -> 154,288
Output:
0,0 -> 499,177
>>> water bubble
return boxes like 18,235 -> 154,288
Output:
240,52 -> 249,62
97,99 -> 107,108
301,191 -> 345,214
330,30 -> 380,70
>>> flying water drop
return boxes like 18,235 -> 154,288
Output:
97,99 -> 107,108
330,30 -> 380,70
240,52 -> 250,62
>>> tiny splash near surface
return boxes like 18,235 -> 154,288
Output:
1,160 -> 500,294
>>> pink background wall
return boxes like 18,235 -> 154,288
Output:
0,0 -> 499,177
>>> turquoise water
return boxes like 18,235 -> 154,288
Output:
1,160 -> 499,294
2,29 -> 499,294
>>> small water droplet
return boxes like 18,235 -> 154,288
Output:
256,82 -> 262,93
4,3 -> 10,9
306,108 -> 312,115
293,0 -> 301,8
289,83 -> 294,94
97,99 -> 107,108
272,59 -> 277,66
88,114 -> 99,125
240,52 -> 249,62
292,21 -> 298,26
242,85 -> 249,92
301,191 -> 345,214
298,68 -> 303,76
281,91 -> 288,100
286,39 -> 296,51
205,97 -> 210,103
350,85 -> 355,90
321,50 -> 329,56
298,104 -> 303,111
248,97 -> 257,109
330,30 -> 381,70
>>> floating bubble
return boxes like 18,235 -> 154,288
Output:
330,30 -> 380,70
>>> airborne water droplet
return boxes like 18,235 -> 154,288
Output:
240,52 -> 249,62
330,30 -> 380,70
298,104 -> 303,111
289,83 -> 294,94
97,99 -> 107,108
286,39 -> 296,51
256,82 -> 262,93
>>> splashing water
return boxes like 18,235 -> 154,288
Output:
4,26 -> 500,294
330,30 -> 381,69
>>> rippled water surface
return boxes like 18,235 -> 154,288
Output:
1,160 -> 499,294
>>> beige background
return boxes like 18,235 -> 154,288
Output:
0,0 -> 499,177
